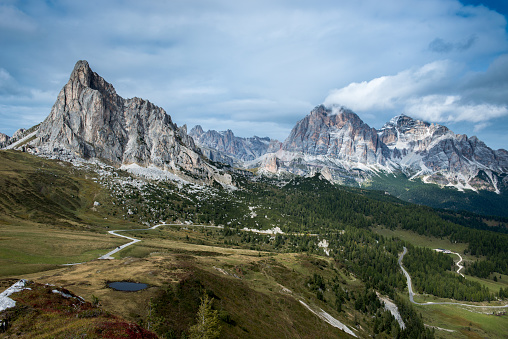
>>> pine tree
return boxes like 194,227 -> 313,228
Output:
189,293 -> 222,339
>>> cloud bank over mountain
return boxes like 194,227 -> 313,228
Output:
324,56 -> 508,134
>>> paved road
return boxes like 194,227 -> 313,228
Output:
97,223 -> 227,260
398,246 -> 508,308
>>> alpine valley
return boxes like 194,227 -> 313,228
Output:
1,61 -> 508,338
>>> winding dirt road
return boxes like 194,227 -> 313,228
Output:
450,251 -> 465,278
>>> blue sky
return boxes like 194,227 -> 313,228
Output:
1,0 -> 508,150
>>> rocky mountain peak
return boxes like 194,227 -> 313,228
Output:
12,128 -> 27,140
0,132 -> 10,148
378,113 -> 452,153
282,105 -> 388,164
28,60 -> 231,185
190,125 -> 204,138
70,60 -> 93,87
380,114 -> 433,135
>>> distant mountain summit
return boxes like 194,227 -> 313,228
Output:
189,125 -> 278,166
281,105 -> 390,165
28,60 -> 231,185
378,114 -> 508,192
0,133 -> 9,148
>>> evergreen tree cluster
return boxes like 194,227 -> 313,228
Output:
403,246 -> 492,301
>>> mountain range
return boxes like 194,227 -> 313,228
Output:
2,60 -> 508,215
188,125 -> 277,167
191,105 -> 508,194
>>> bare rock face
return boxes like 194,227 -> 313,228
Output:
267,139 -> 283,153
260,153 -> 280,173
31,60 -> 231,185
282,105 -> 389,165
249,105 -> 391,185
253,106 -> 508,191
12,128 -> 26,141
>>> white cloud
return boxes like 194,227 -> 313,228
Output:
0,104 -> 47,136
473,122 -> 490,132
324,61 -> 460,111
324,57 -> 508,126
0,68 -> 16,94
405,95 -> 508,123
0,4 -> 37,33
174,86 -> 227,98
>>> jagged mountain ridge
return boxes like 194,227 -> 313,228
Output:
377,114 -> 508,191
282,105 -> 390,165
0,132 -> 9,148
0,128 -> 33,149
191,105 -> 508,192
27,60 -> 231,185
189,125 -> 279,166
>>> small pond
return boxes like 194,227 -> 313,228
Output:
108,281 -> 148,292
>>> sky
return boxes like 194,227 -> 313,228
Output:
1,0 -> 508,150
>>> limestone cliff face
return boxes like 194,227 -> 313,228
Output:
12,128 -> 26,141
260,153 -> 280,174
31,60 -> 230,184
253,105 -> 390,185
282,105 -> 389,165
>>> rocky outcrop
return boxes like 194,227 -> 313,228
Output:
260,153 -> 280,173
267,139 -> 283,153
12,128 -> 26,141
0,133 -> 9,148
30,60 -> 231,185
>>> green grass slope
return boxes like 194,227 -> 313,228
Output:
0,150 -> 141,276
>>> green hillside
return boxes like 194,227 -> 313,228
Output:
365,171 -> 508,217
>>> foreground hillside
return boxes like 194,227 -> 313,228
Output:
0,280 -> 157,338
1,150 -> 508,338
